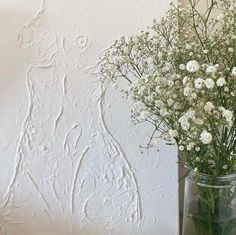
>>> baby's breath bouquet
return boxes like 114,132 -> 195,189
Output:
99,0 -> 236,234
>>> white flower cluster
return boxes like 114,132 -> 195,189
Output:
100,0 -> 236,175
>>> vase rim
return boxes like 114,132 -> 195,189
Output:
184,165 -> 236,184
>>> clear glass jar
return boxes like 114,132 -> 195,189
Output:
182,170 -> 236,235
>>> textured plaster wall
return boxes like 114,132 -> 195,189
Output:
0,0 -> 178,234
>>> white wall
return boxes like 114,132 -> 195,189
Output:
0,0 -> 178,234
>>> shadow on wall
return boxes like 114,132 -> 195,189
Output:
0,9 -> 30,107
1,206 -> 176,235
1,206 -> 101,235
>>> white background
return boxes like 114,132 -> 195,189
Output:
0,0 -> 178,234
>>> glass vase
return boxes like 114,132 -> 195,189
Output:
182,170 -> 236,235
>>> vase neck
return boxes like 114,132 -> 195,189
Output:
187,170 -> 236,187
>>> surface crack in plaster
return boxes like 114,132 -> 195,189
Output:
97,82 -> 142,222
70,147 -> 90,214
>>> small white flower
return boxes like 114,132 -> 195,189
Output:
194,77 -> 204,89
186,110 -> 195,118
157,51 -> 163,58
232,67 -> 236,76
195,119 -> 204,125
183,76 -> 189,85
187,142 -> 195,151
223,164 -> 227,170
167,98 -> 174,106
186,60 -> 200,73
186,44 -> 192,50
183,87 -> 191,97
224,87 -> 229,92
155,100 -> 164,108
168,80 -> 174,87
168,129 -> 178,138
179,145 -> 184,151
160,108 -> 169,117
195,146 -> 200,152
206,65 -> 217,74
204,102 -> 214,112
174,102 -> 181,110
216,77 -> 226,87
194,167 -> 198,172
179,64 -> 186,71
181,121 -> 190,131
162,62 -> 172,72
179,116 -> 190,131
205,78 -> 215,89
139,111 -> 150,120
146,57 -> 154,64
196,157 -> 200,161
228,48 -> 234,53
217,13 -> 224,21
219,107 -> 233,127
131,101 -> 145,113
191,93 -> 197,99
200,130 -> 212,144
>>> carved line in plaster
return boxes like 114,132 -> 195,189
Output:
70,147 -> 90,215
26,171 -> 50,211
3,65 -> 35,208
17,0 -> 46,49
97,82 -> 142,222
